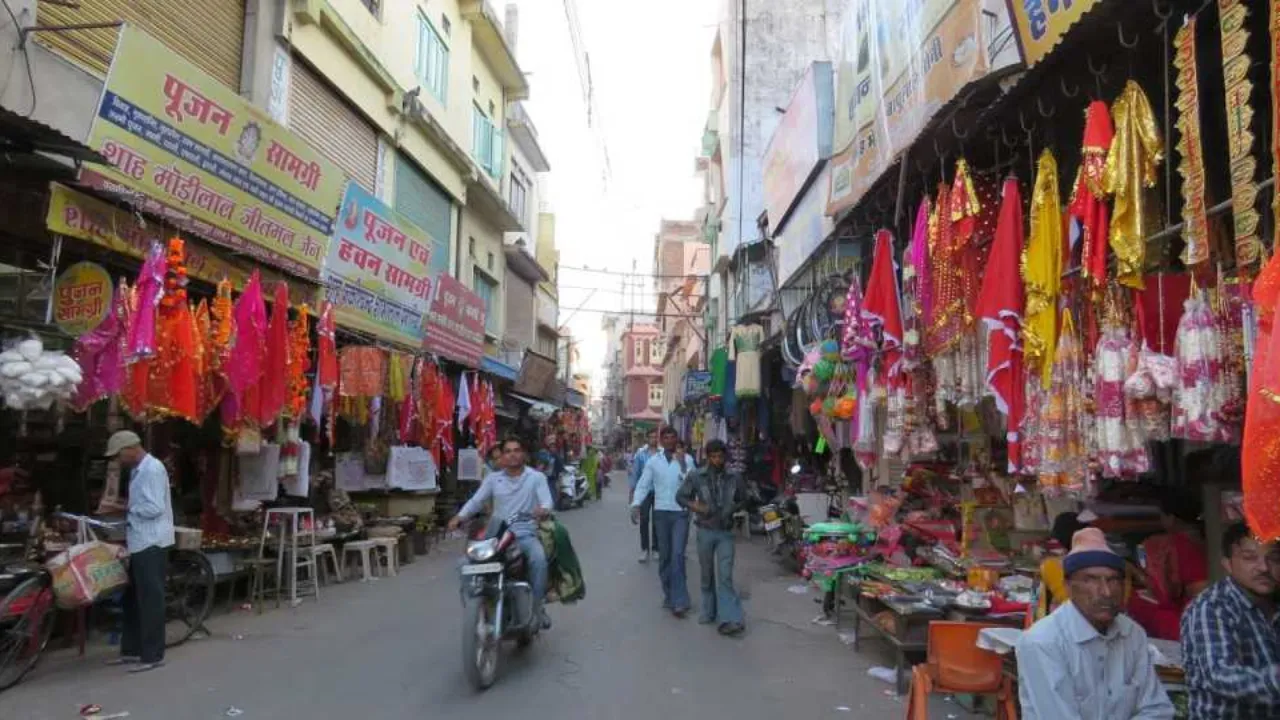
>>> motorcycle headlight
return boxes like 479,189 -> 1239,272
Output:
466,538 -> 498,562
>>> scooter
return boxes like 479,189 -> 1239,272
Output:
557,464 -> 588,510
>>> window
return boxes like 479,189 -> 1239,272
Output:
509,174 -> 527,222
648,383 -> 664,407
472,269 -> 500,336
650,339 -> 665,365
632,338 -> 644,366
472,104 -> 504,179
359,0 -> 381,18
416,13 -> 449,102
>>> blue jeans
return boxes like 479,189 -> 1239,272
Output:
515,534 -> 547,617
696,529 -> 743,625
653,510 -> 690,611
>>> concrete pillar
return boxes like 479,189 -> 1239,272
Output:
240,0 -> 290,119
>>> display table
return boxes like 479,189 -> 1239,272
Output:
838,579 -> 942,695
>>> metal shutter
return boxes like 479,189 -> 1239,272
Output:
36,0 -> 244,89
288,59 -> 378,193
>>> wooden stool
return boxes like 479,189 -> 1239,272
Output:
343,540 -> 378,582
242,558 -> 278,614
311,544 -> 342,585
372,536 -> 400,577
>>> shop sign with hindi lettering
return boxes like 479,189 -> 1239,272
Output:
45,184 -> 315,306
80,26 -> 345,281
1005,0 -> 1102,68
53,262 -> 112,336
422,273 -> 487,368
827,0 -> 992,217
324,183 -> 436,348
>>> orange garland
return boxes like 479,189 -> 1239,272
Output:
287,304 -> 311,419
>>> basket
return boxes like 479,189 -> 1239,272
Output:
174,527 -> 203,551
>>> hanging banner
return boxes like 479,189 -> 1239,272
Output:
827,0 -> 992,217
53,262 -> 112,336
423,273 -> 487,368
683,371 -> 712,401
1005,0 -> 1102,68
324,183 -> 435,348
762,62 -> 833,235
46,184 -> 314,307
80,25 -> 345,281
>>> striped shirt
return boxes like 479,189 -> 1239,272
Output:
126,454 -> 175,553
1181,578 -> 1280,719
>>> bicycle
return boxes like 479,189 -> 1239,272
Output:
0,513 -> 215,691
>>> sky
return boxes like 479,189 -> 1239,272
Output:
511,0 -> 720,394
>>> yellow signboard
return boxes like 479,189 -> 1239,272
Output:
53,262 -> 112,336
1006,0 -> 1102,68
80,26 -> 345,281
46,184 -> 315,307
827,0 -> 991,216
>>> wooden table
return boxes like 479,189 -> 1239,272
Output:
837,578 -> 942,695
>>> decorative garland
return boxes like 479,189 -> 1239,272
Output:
1175,17 -> 1210,267
1219,0 -> 1261,275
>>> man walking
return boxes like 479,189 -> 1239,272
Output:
630,427 -> 691,617
629,429 -> 660,563
1181,523 -> 1280,718
1016,528 -> 1172,718
677,439 -> 745,636
105,431 -> 175,673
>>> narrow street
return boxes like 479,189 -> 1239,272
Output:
3,473 -> 973,719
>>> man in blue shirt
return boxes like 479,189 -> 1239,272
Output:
629,429 -> 660,563
631,427 -> 692,617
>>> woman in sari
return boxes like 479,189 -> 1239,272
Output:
582,446 -> 600,500
1128,492 -> 1208,641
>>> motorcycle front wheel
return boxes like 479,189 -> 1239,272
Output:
462,598 -> 500,690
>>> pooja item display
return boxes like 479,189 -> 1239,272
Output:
1023,150 -> 1064,387
0,337 -> 84,411
1173,17 -> 1210,268
1217,0 -> 1261,276
1103,80 -> 1163,290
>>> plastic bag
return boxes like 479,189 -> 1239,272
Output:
46,540 -> 128,609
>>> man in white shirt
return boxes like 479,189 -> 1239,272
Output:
630,427 -> 693,617
104,430 -> 175,673
1017,528 -> 1173,719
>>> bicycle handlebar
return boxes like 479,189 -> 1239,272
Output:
51,512 -> 124,530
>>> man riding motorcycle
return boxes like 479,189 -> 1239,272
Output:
448,436 -> 553,629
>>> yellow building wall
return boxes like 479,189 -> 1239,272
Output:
469,44 -> 506,142
461,208 -> 506,347
536,212 -> 558,299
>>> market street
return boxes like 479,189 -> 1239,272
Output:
2,473 -> 974,719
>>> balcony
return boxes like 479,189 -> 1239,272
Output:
459,0 -> 530,100
507,102 -> 550,173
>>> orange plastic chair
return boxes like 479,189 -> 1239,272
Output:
905,621 -> 1018,720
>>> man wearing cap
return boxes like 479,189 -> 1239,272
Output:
1016,528 -> 1173,719
104,430 -> 175,673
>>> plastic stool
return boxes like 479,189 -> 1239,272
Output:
372,536 -> 400,577
343,540 -> 378,582
312,544 -> 342,585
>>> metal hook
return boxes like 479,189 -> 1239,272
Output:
1060,76 -> 1079,99
1117,22 -> 1139,49
951,115 -> 970,140
1037,96 -> 1056,119
1001,124 -> 1018,149
1019,110 -> 1035,136
1086,55 -> 1107,97
1151,0 -> 1173,22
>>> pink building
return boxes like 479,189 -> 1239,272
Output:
621,322 -> 665,423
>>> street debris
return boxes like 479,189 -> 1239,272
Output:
867,666 -> 897,684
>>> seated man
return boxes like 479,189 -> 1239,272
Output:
448,436 -> 553,628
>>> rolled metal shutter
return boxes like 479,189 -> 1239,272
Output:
288,59 -> 378,193
36,0 -> 244,89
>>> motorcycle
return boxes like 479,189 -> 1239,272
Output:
556,464 -> 588,510
459,511 -> 543,690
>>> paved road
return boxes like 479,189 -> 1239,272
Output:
3,472 -> 976,719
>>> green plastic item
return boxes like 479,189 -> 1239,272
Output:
815,436 -> 827,453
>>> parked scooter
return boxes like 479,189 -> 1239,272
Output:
557,464 -> 588,510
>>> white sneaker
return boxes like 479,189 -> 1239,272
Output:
639,551 -> 651,564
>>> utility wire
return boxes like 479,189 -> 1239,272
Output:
560,264 -> 710,279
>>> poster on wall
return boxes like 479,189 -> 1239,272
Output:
826,0 -> 992,217
323,183 -> 435,348
80,26 -> 346,281
52,262 -> 112,336
422,273 -> 487,368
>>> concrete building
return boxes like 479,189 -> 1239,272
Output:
621,322 -> 664,425
534,211 -> 560,360
650,220 -> 710,419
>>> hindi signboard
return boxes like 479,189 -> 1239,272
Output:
80,26 -> 345,281
827,0 -> 991,217
1005,0 -> 1102,68
53,262 -> 112,336
423,273 -> 487,368
324,183 -> 435,348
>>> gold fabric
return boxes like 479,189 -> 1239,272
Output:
1023,149 -> 1063,388
1103,80 -> 1164,289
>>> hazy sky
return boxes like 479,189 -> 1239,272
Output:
511,0 -> 719,391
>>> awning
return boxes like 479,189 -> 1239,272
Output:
509,391 -> 558,420
480,354 -> 520,382
0,105 -> 107,164
564,388 -> 586,409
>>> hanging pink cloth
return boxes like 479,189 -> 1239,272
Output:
224,271 -> 267,426
125,244 -> 165,363
73,280 -> 129,411
256,282 -> 290,426
976,177 -> 1027,472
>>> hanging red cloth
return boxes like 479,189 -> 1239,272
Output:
863,229 -> 904,379
255,283 -> 290,426
1069,101 -> 1115,294
976,177 -> 1028,473
146,239 -> 199,422
1244,252 -> 1280,540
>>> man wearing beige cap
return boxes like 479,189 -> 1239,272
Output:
104,430 -> 174,673
1016,527 -> 1173,719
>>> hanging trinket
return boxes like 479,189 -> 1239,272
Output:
1219,0 -> 1262,275
1174,17 -> 1211,267
1103,81 -> 1163,289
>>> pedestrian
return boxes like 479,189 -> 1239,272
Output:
630,427 -> 692,617
104,430 -> 175,673
677,439 -> 745,636
583,446 -> 600,500
629,429 -> 660,563
1015,527 -> 1173,718
484,445 -> 503,474
1180,522 -> 1280,719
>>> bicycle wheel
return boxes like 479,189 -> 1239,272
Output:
0,574 -> 56,691
164,550 -> 214,648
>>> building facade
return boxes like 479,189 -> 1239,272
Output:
621,323 -> 664,424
